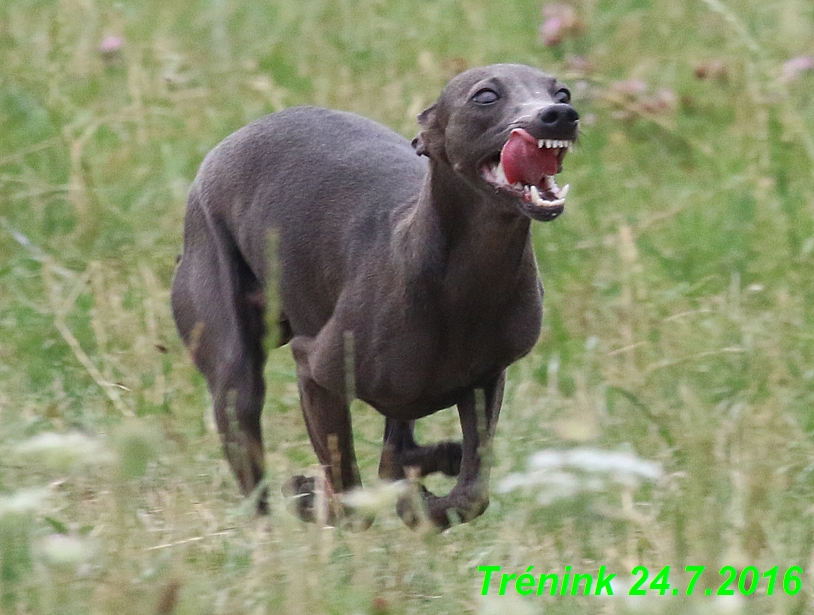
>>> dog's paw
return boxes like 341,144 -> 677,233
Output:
282,474 -> 374,530
396,481 -> 490,531
282,474 -> 318,523
253,484 -> 270,516
395,483 -> 443,531
397,440 -> 463,478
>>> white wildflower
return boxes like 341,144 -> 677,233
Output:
0,488 -> 50,516
39,534 -> 94,568
16,432 -> 115,471
339,481 -> 409,515
498,447 -> 662,504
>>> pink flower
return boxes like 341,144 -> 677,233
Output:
539,4 -> 583,47
781,56 -> 814,82
99,35 -> 124,56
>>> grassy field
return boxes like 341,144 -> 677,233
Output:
2,0 -> 814,613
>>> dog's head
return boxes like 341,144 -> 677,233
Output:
413,64 -> 578,222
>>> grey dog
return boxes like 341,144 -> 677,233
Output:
171,63 -> 578,529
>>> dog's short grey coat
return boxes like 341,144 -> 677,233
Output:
171,63 -> 579,529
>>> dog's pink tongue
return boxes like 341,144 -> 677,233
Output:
500,129 -> 559,185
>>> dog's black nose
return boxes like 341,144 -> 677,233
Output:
538,104 -> 579,132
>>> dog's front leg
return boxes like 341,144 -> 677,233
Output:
285,335 -> 372,529
397,372 -> 506,530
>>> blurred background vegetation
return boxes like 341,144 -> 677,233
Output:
1,0 -> 814,613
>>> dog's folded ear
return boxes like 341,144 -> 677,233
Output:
412,103 -> 446,161
410,133 -> 427,156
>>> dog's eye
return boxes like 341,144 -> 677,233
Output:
472,88 -> 500,105
554,88 -> 571,104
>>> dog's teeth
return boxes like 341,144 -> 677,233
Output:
557,184 -> 570,199
494,161 -> 508,184
535,139 -> 573,150
530,185 -> 541,204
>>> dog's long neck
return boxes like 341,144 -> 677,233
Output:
394,160 -> 535,302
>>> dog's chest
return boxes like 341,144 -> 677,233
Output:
355,290 -> 542,415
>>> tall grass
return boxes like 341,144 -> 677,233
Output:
1,0 -> 814,613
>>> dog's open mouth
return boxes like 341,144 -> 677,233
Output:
481,128 -> 572,220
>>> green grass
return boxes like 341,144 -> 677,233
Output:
2,0 -> 814,613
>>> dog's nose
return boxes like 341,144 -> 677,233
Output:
538,104 -> 579,132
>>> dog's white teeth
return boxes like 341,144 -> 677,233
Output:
536,139 -> 573,150
524,180 -> 568,209
494,160 -> 508,185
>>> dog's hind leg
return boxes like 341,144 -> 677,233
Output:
171,191 -> 268,511
378,419 -> 462,480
